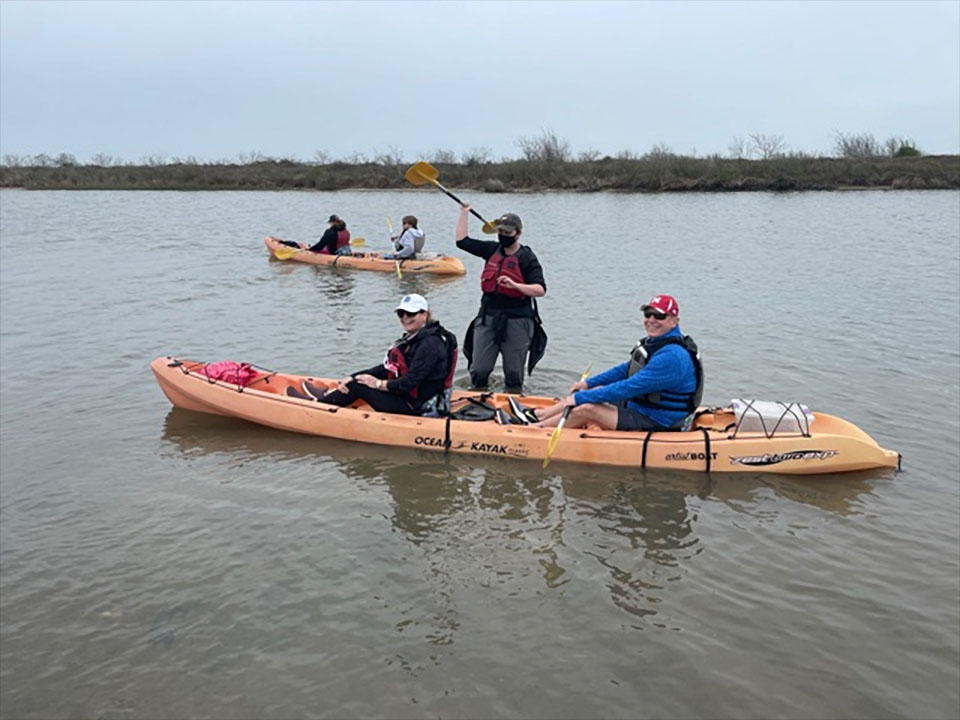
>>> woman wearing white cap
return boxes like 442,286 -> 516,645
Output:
291,294 -> 458,415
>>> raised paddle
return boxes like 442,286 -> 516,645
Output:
404,161 -> 498,234
542,362 -> 593,469
386,215 -> 402,279
274,237 -> 366,260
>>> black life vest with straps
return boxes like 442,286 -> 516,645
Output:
625,334 -> 704,413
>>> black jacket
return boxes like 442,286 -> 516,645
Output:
359,322 -> 450,405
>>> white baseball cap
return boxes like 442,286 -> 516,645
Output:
395,293 -> 429,313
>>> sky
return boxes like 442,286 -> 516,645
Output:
1,0 -> 958,163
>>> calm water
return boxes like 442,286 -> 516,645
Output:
1,188 -> 958,720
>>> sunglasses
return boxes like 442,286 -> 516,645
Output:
643,310 -> 669,320
396,310 -> 423,319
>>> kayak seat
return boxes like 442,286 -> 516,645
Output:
302,381 -> 328,400
286,386 -> 315,401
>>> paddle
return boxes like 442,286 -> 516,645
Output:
386,215 -> 402,279
404,161 -> 497,234
542,362 -> 593,469
274,237 -> 365,260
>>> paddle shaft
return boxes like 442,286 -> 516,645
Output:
543,406 -> 573,469
429,178 -> 491,227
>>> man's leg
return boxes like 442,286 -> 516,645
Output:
468,317 -> 499,389
536,402 -> 620,429
500,317 -> 534,391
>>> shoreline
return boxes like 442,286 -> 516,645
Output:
2,155 -> 957,192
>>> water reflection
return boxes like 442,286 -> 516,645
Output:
160,409 -> 879,626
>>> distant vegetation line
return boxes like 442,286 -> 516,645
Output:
1,131 -> 957,192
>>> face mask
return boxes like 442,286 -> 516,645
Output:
498,233 -> 517,248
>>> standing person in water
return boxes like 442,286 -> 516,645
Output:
455,205 -> 547,392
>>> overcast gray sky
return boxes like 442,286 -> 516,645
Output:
2,0 -> 958,163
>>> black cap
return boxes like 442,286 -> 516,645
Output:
494,212 -> 522,231
328,214 -> 341,223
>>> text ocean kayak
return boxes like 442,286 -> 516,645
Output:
265,236 -> 466,275
151,357 -> 900,475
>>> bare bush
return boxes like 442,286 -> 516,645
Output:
312,150 -> 331,165
373,145 -> 405,166
577,148 -> 601,162
91,152 -> 115,166
236,151 -> 265,164
516,129 -> 571,163
462,146 -> 493,165
643,142 -> 675,160
728,136 -> 749,159
833,131 -> 881,158
2,154 -> 24,167
749,134 -> 787,160
428,148 -> 458,164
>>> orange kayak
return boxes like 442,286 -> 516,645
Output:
151,357 -> 900,474
264,236 -> 466,275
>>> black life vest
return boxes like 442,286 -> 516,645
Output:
625,334 -> 704,413
480,249 -> 525,298
384,323 -> 458,402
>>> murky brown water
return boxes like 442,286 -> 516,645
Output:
1,189 -> 958,719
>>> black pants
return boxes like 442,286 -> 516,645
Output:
318,380 -> 417,415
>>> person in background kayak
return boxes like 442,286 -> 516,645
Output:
383,215 -> 425,260
307,214 -> 352,255
456,205 -> 547,392
527,294 -> 703,431
299,293 -> 456,415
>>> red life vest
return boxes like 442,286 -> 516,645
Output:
336,228 -> 351,251
480,249 -> 525,298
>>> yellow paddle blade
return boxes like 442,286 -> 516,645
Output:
404,161 -> 439,186
481,221 -> 498,234
543,406 -> 572,469
273,245 -> 300,260
395,261 -> 403,280
349,237 -> 366,247
386,215 -> 393,233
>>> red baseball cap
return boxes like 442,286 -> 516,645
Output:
641,294 -> 679,316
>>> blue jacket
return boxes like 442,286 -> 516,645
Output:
574,326 -> 697,427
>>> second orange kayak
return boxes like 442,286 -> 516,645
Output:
265,236 -> 466,275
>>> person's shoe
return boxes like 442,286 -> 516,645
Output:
286,385 -> 314,401
302,381 -> 328,400
507,396 -> 538,425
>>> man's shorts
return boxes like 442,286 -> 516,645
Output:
616,406 -> 672,432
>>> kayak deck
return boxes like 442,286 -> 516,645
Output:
264,236 -> 466,275
151,357 -> 900,475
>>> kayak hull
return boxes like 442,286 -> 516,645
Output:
151,357 -> 900,475
264,236 -> 466,275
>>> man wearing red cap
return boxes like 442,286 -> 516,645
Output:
527,294 -> 703,431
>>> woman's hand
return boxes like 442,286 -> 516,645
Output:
569,379 -> 588,393
337,376 -> 353,393
354,373 -> 384,390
